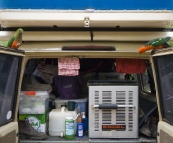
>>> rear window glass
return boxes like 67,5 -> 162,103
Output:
140,62 -> 155,94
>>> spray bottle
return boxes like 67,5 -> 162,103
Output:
77,115 -> 84,138
81,112 -> 88,132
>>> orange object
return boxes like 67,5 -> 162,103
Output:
138,45 -> 163,54
24,91 -> 36,96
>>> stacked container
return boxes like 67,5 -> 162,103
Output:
19,91 -> 50,133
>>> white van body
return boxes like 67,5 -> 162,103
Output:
0,7 -> 173,143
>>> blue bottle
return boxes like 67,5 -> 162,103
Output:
81,112 -> 88,132
77,116 -> 83,138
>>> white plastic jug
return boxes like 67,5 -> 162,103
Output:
49,106 -> 77,136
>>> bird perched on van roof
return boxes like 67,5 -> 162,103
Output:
138,36 -> 171,54
7,28 -> 23,49
0,28 -> 23,50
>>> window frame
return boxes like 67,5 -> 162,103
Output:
0,52 -> 23,126
152,53 -> 173,125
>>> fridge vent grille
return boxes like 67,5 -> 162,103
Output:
94,90 -> 135,131
102,110 -> 112,124
94,91 -> 99,131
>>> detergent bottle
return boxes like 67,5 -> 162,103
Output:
65,113 -> 80,140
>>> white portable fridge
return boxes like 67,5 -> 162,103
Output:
88,80 -> 138,138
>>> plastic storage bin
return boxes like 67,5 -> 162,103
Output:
55,97 -> 88,113
19,91 -> 49,114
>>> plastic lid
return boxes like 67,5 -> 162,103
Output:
66,117 -> 73,120
20,91 -> 49,98
55,97 -> 88,103
24,91 -> 36,96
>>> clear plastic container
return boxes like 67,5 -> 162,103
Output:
19,91 -> 49,114
54,97 -> 88,113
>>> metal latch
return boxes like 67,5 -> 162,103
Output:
84,17 -> 90,28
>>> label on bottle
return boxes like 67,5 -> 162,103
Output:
78,124 -> 83,137
65,121 -> 74,135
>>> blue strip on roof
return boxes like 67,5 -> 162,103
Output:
0,0 -> 173,10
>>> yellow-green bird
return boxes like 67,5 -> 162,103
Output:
0,28 -> 23,49
7,28 -> 23,49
